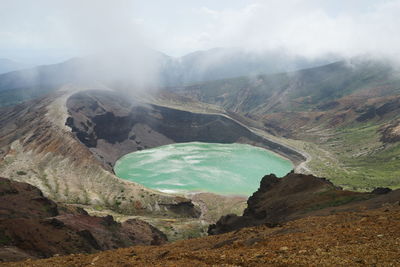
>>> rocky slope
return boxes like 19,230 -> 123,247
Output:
1,164 -> 399,265
66,90 -> 304,168
0,89 -> 199,217
4,205 -> 400,266
0,177 -> 166,263
380,119 -> 400,143
209,172 -> 400,235
173,59 -> 398,117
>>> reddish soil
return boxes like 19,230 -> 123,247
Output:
209,172 -> 400,235
3,205 -> 399,266
0,177 -> 166,262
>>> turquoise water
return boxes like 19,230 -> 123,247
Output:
114,142 -> 293,196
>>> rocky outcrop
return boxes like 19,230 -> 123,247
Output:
66,90 -> 305,167
209,172 -> 400,235
371,187 -> 392,194
380,119 -> 400,143
159,200 -> 201,219
0,177 -> 167,262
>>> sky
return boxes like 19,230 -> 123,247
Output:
0,0 -> 399,65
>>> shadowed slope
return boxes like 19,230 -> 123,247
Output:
0,91 -> 200,217
0,177 -> 166,262
209,172 -> 399,235
66,90 -> 304,168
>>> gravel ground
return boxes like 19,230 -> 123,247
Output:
3,205 -> 400,266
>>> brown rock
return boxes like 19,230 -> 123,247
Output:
0,177 -> 167,263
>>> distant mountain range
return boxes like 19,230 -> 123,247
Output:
172,57 -> 398,116
0,48 -> 337,107
0,58 -> 89,107
161,47 -> 337,85
0,58 -> 29,74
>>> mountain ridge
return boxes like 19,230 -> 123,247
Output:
0,59 -> 29,75
0,48 -> 336,107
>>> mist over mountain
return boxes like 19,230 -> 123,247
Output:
0,58 -> 29,74
161,47 -> 338,85
0,47 -> 338,107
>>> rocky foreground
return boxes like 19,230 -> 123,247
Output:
0,177 -> 166,262
209,172 -> 400,235
2,205 -> 400,266
1,172 -> 399,266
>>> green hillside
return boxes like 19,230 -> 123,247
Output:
173,58 -> 400,190
175,59 -> 400,114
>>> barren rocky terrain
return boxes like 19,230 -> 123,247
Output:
0,89 -> 201,218
0,177 -> 166,262
209,172 -> 400,235
3,205 -> 399,266
2,172 -> 399,265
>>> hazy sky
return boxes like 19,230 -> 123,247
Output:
0,0 -> 399,64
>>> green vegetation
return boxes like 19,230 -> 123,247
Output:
257,117 -> 400,192
0,87 -> 55,107
299,122 -> 400,191
0,231 -> 11,245
306,191 -> 374,212
181,60 -> 400,114
286,61 -> 399,108
16,170 -> 27,175
114,200 -> 122,208
94,205 -> 104,211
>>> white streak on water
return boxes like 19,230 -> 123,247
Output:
115,142 -> 293,196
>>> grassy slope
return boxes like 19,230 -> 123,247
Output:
176,59 -> 400,190
317,123 -> 400,190
179,60 -> 399,114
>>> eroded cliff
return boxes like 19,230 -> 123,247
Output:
66,90 -> 305,168
0,90 -> 199,217
0,177 -> 167,262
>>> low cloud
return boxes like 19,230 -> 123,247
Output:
1,0 -> 400,87
192,0 -> 400,62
